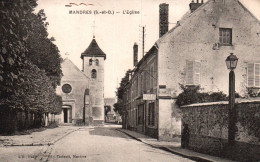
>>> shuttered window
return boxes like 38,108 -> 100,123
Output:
248,63 -> 260,87
186,60 -> 201,85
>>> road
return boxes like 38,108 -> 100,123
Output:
0,125 -> 193,162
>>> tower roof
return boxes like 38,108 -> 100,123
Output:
81,37 -> 106,59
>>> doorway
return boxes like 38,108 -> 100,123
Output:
64,109 -> 68,123
62,105 -> 72,123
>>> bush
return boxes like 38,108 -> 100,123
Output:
176,84 -> 228,107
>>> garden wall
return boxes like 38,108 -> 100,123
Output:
181,100 -> 260,161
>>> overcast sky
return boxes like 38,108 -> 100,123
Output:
36,0 -> 260,98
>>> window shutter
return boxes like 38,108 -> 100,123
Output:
255,64 -> 260,87
194,61 -> 201,85
186,60 -> 194,85
247,63 -> 254,87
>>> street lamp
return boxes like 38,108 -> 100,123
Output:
225,53 -> 238,145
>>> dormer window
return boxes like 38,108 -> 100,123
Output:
91,69 -> 97,79
96,59 -> 99,66
89,59 -> 92,65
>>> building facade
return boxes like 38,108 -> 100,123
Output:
122,0 -> 260,141
81,36 -> 106,125
56,37 -> 107,125
56,58 -> 90,124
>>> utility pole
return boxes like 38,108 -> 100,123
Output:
142,26 -> 145,58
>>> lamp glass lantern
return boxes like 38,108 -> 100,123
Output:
225,53 -> 238,70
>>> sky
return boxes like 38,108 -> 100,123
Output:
36,0 -> 260,98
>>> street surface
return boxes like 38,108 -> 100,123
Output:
0,125 -> 193,162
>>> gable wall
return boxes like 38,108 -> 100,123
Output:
157,0 -> 260,96
56,59 -> 89,123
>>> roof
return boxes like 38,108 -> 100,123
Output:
62,57 -> 89,80
156,0 -> 260,45
81,37 -> 106,59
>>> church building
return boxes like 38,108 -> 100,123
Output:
56,36 -> 106,125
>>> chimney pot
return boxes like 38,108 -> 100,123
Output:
190,0 -> 203,12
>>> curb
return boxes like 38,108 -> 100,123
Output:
116,129 -> 212,162
3,128 -> 80,147
51,127 -> 80,144
116,129 -> 142,142
160,147 -> 211,162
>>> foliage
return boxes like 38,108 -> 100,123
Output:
0,0 -> 62,115
114,70 -> 132,115
25,10 -> 62,88
113,102 -> 123,116
247,88 -> 260,97
104,105 -> 111,116
117,69 -> 132,100
176,84 -> 228,107
0,0 -> 37,96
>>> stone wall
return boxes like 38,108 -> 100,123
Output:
181,101 -> 260,161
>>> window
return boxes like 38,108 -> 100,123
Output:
150,65 -> 154,89
247,63 -> 260,87
62,84 -> 72,93
96,59 -> 99,66
89,59 -> 92,65
91,69 -> 97,79
186,60 -> 201,85
138,104 -> 144,125
219,28 -> 232,46
148,103 -> 155,126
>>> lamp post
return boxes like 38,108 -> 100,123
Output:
225,53 -> 238,145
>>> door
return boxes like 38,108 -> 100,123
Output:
63,109 -> 68,123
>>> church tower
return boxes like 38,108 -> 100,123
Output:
81,36 -> 106,125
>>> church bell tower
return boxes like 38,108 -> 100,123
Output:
81,36 -> 106,125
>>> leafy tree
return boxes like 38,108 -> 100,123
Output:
114,70 -> 131,115
113,102 -> 123,116
26,10 -> 62,88
0,1 -> 62,132
0,0 -> 37,99
105,105 -> 111,116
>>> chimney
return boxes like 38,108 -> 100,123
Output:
133,43 -> 138,66
159,3 -> 169,37
189,0 -> 204,13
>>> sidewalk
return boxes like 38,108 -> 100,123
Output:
0,126 -> 80,146
117,128 -> 234,162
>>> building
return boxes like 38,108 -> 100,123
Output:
122,0 -> 260,141
56,36 -> 107,125
56,58 -> 90,124
81,36 -> 106,125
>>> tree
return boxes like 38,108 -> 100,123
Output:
114,69 -> 131,115
0,0 -> 38,107
25,10 -> 62,88
0,1 -> 63,133
105,105 -> 111,116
